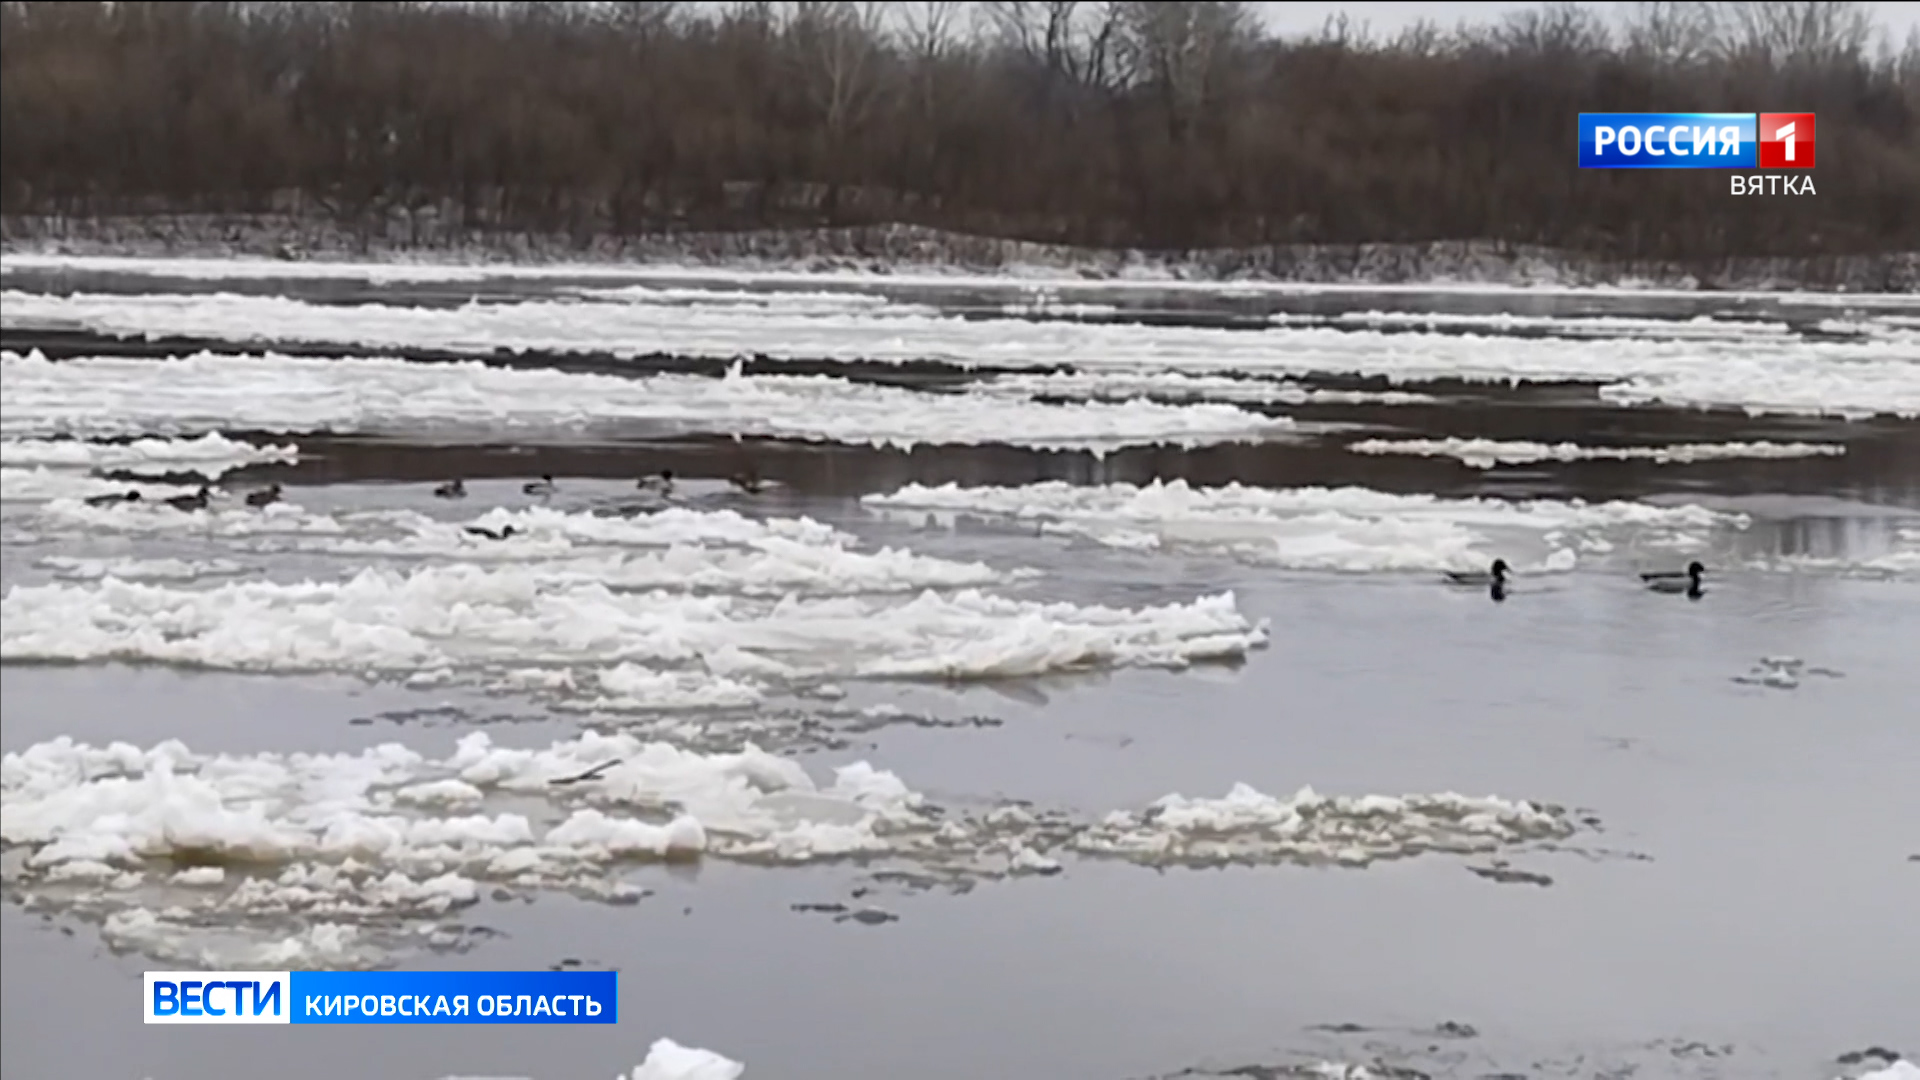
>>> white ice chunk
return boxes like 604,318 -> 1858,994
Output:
1348,436 -> 1846,468
0,349 -> 1285,453
865,479 -> 1742,574
0,433 -> 295,476
6,287 -> 1915,418
623,1038 -> 746,1080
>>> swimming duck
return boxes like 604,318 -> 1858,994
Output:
433,479 -> 466,499
464,524 -> 519,541
163,486 -> 212,512
245,483 -> 282,508
84,490 -> 142,507
1444,558 -> 1510,587
1643,561 -> 1705,597
522,475 -> 556,496
637,470 -> 674,496
728,470 -> 764,495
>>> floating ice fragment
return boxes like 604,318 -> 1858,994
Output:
0,564 -> 1264,691
0,348 -> 1286,452
0,433 -> 296,476
1348,436 -> 1846,468
865,479 -> 1742,574
7,286 -> 1916,417
624,1038 -> 747,1080
5,732 -> 1580,967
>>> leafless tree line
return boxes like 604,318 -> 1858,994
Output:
1,0 -> 1915,261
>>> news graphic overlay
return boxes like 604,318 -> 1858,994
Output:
145,970 -> 618,1025
1578,113 -> 1757,168
1758,112 -> 1816,168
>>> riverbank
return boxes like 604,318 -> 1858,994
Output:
6,214 -> 1916,292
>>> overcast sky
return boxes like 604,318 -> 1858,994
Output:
1250,1 -> 1920,41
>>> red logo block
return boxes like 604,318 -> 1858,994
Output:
1758,112 -> 1815,168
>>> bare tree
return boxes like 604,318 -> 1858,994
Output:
1,0 -> 1914,269
1620,0 -> 1720,64
1491,2 -> 1612,57
1719,0 -> 1873,66
979,0 -> 1125,91
1115,0 -> 1254,140
788,0 -> 886,144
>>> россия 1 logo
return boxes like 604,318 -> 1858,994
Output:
1577,112 -> 1814,194
1756,112 -> 1815,168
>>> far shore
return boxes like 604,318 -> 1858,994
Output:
6,216 -> 1916,294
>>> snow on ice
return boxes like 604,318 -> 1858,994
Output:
864,479 -> 1744,574
5,288 -> 1916,418
2,730 -> 1575,967
0,349 -> 1288,453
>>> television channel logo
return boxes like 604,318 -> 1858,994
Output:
1757,112 -> 1815,168
1578,113 -> 1756,168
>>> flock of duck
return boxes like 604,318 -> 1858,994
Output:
78,473 -> 1708,594
83,482 -> 281,512
81,468 -> 771,542
1444,557 -> 1708,600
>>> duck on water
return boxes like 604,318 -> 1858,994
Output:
434,479 -> 466,499
523,475 -> 556,496
163,486 -> 212,512
83,490 -> 142,508
1643,561 -> 1706,597
464,524 -> 519,541
1444,558 -> 1509,587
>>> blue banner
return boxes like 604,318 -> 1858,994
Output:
289,970 -> 617,1025
1578,112 -> 1756,168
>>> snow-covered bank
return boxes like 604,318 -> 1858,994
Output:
8,289 -> 1915,419
5,219 -> 1917,291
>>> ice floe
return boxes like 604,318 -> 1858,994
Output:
985,370 -> 1437,406
11,251 -> 1920,301
15,495 -> 1018,593
865,479 -> 1742,574
1274,309 -> 1920,345
0,432 -> 296,476
623,1039 -> 747,1080
36,555 -> 255,583
4,493 -> 1276,702
2,731 -> 1575,967
1347,437 -> 1847,468
0,466 -> 203,504
0,561 -> 1264,695
0,350 -> 1287,452
6,289 -> 1917,417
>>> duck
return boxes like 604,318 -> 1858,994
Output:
433,479 -> 466,499
163,486 -> 212,512
245,483 -> 282,508
1643,561 -> 1705,597
1444,558 -> 1510,587
637,470 -> 674,496
522,475 -> 556,497
84,490 -> 142,508
727,470 -> 764,495
464,524 -> 519,541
